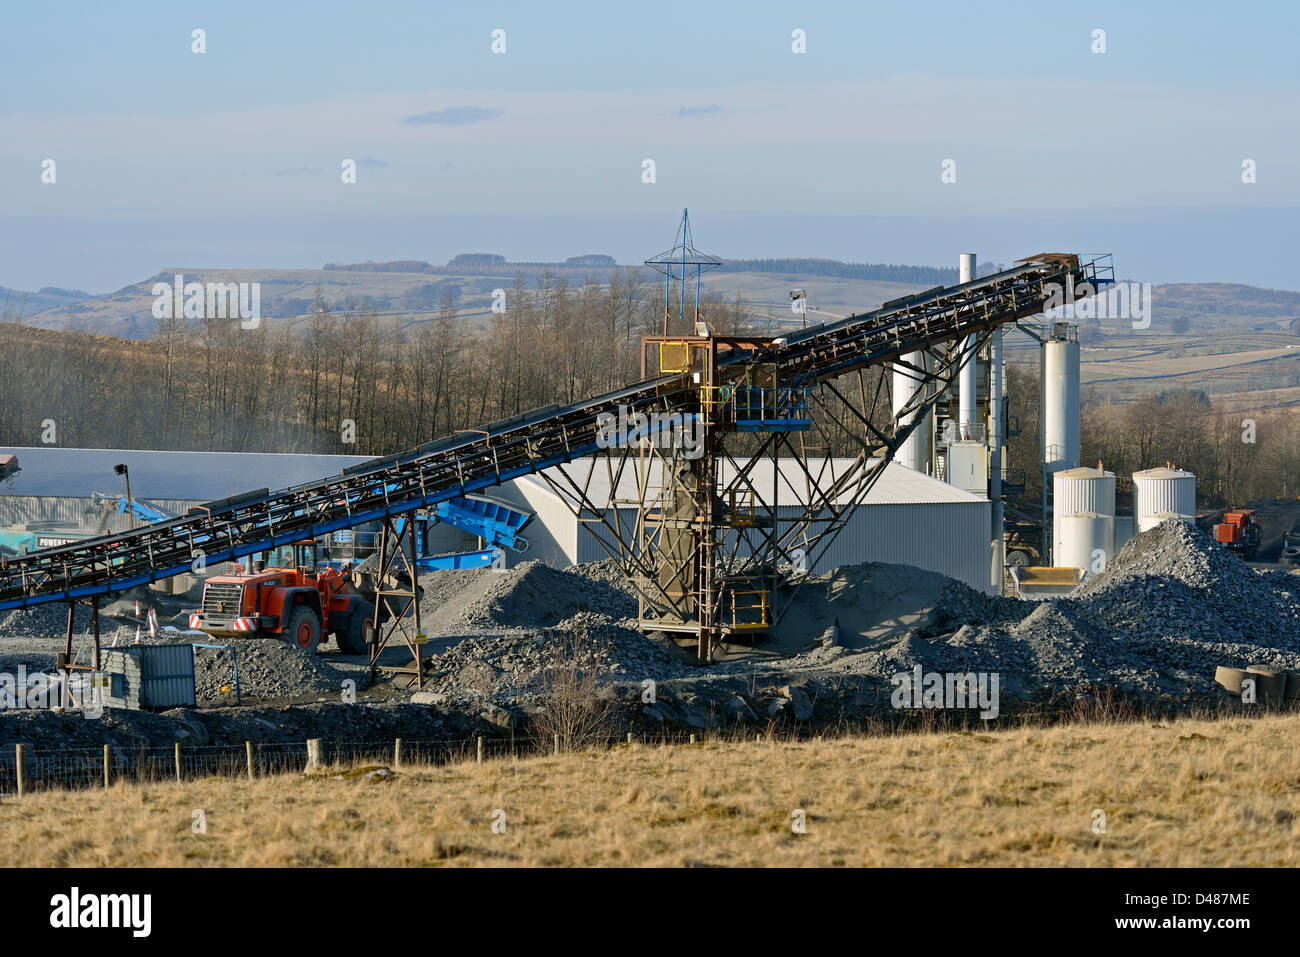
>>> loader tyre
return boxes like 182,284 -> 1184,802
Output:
1006,550 -> 1031,569
338,600 -> 375,655
283,604 -> 322,654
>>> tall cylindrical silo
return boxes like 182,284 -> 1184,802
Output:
1040,324 -> 1080,475
893,354 -> 932,472
1132,467 -> 1197,533
958,253 -> 978,440
1054,466 -> 1117,575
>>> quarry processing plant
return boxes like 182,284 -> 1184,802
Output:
0,213 -> 1114,673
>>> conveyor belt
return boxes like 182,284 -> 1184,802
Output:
0,254 -> 1110,610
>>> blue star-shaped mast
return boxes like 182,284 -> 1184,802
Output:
643,208 -> 722,335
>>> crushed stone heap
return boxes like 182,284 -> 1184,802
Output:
417,560 -> 638,636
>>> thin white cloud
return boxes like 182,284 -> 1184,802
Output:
402,106 -> 502,126
677,104 -> 723,117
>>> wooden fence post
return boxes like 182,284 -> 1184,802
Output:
245,741 -> 254,781
174,742 -> 182,783
477,737 -> 484,764
394,738 -> 403,769
306,738 -> 322,771
15,744 -> 26,798
103,744 -> 110,788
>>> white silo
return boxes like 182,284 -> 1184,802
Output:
958,253 -> 978,440
893,353 -> 932,473
1056,513 -> 1115,576
1054,466 -> 1116,575
1055,465 -> 1116,516
1133,467 -> 1197,533
1040,323 -> 1080,475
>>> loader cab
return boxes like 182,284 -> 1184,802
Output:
264,540 -> 319,572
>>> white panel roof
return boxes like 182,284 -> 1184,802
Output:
0,446 -> 372,501
519,456 -> 986,509
0,447 -> 988,511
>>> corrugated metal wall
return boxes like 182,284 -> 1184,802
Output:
487,479 -> 579,569
0,496 -> 200,533
575,505 -> 641,567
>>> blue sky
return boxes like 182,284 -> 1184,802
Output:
1,0 -> 1297,291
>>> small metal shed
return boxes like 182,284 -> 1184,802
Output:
101,644 -> 197,710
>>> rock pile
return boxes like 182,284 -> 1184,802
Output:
874,520 -> 1300,701
417,560 -> 638,636
419,611 -> 694,704
1074,519 -> 1300,647
0,602 -> 117,639
190,639 -> 354,704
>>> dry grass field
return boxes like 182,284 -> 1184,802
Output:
3,712 -> 1298,867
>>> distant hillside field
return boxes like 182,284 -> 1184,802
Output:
6,259 -> 1297,409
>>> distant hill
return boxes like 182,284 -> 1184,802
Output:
7,256 -> 1300,341
1,285 -> 92,317
1156,283 -> 1300,330
717,258 -> 957,284
321,255 -> 958,285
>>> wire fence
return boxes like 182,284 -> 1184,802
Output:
0,727 -> 812,796
0,681 -> 1198,796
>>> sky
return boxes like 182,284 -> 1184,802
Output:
1,0 -> 1297,292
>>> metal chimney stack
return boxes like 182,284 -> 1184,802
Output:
958,254 -> 978,439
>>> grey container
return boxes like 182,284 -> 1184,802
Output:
101,644 -> 197,710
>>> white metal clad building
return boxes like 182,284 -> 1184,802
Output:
0,446 -> 373,533
1,447 -> 994,591
492,457 -> 994,592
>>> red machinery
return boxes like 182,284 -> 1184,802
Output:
1214,509 -> 1261,560
188,542 -> 375,654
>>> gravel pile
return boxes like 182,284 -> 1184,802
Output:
934,580 -> 1034,632
842,520 -> 1300,701
407,529 -> 1300,713
417,560 -> 638,636
1073,519 -> 1300,645
573,558 -> 640,596
421,611 -> 694,704
0,603 -> 120,638
190,639 -> 355,704
59,627 -> 356,704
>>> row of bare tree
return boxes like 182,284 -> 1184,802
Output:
0,271 -> 746,457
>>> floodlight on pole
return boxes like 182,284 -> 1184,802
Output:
114,463 -> 135,530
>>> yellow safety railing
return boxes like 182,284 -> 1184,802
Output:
696,383 -> 734,428
726,487 -> 758,527
729,588 -> 770,630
